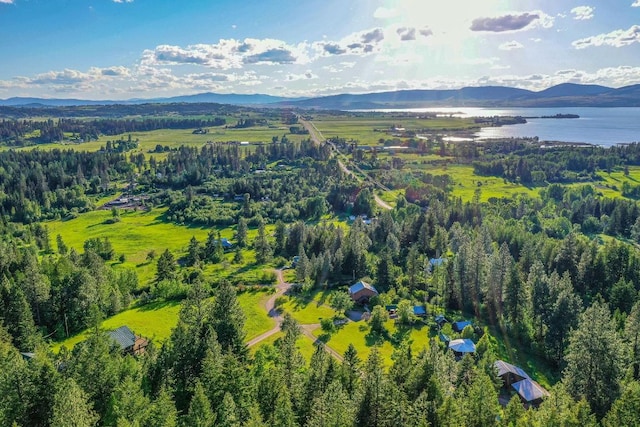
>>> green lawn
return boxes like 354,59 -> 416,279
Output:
51,299 -> 182,353
314,318 -> 431,367
250,331 -> 319,362
280,291 -> 337,325
51,289 -> 274,352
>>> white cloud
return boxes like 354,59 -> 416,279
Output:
112,0 -> 133,3
571,6 -> 595,20
285,71 -> 318,81
499,41 -> 524,50
313,28 -> 386,57
633,1 -> 640,7
573,25 -> 640,49
373,7 -> 399,19
471,11 -> 554,32
143,38 -> 310,69
0,0 -> 15,3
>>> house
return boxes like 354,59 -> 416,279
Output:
494,360 -> 530,387
219,238 -> 233,250
452,320 -> 472,333
448,338 -> 476,357
107,326 -> 148,356
428,257 -> 446,271
512,378 -> 549,406
349,280 -> 378,303
291,255 -> 300,268
413,306 -> 427,317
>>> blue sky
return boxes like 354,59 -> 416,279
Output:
1,0 -> 639,99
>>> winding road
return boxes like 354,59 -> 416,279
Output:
246,269 -> 292,347
246,269 -> 345,363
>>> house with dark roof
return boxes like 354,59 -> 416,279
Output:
494,360 -> 530,387
107,326 -> 148,356
512,378 -> 549,406
348,280 -> 378,304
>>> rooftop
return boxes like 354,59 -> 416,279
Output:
107,325 -> 136,350
512,378 -> 549,402
349,280 -> 378,295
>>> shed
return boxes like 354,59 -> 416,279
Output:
428,257 -> 446,270
434,314 -> 449,326
448,338 -> 476,356
219,238 -> 233,250
348,280 -> 378,304
107,326 -> 148,356
413,306 -> 427,317
494,360 -> 530,387
452,320 -> 472,333
512,379 -> 549,404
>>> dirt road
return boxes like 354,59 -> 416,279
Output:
246,269 -> 292,347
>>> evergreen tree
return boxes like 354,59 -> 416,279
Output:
564,300 -> 625,418
184,381 -> 215,427
212,280 -> 247,357
156,249 -> 177,282
236,218 -> 248,248
254,222 -> 272,264
50,377 -> 98,427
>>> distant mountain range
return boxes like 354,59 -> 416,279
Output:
2,83 -> 640,109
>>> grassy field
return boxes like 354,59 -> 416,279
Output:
51,289 -> 274,352
311,114 -> 478,146
249,331 -> 319,362
8,126 -> 308,160
47,207 -> 275,285
280,290 -> 337,324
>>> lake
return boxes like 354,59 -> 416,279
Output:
365,107 -> 640,147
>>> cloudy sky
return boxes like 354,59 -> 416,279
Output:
1,0 -> 639,99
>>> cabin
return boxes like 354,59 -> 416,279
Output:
512,378 -> 549,406
413,306 -> 427,317
448,338 -> 476,357
434,314 -> 449,327
219,238 -> 233,250
452,320 -> 472,333
494,360 -> 530,387
107,326 -> 148,356
349,280 -> 378,304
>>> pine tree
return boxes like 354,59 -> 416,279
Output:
254,222 -> 272,264
212,280 -> 247,358
236,218 -> 248,248
155,249 -> 177,282
564,300 -> 625,418
184,381 -> 215,427
50,378 -> 98,427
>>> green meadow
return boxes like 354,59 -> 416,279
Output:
52,289 -> 274,353
47,207 -> 274,285
311,114 -> 478,146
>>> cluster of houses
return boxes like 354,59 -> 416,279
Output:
346,277 -> 549,407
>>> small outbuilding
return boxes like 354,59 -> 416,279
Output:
452,320 -> 472,333
349,280 -> 378,304
448,338 -> 476,357
434,314 -> 449,327
512,378 -> 549,406
494,360 -> 530,387
219,238 -> 233,250
413,306 -> 427,317
107,326 -> 148,356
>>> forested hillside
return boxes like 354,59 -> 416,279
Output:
1,110 -> 640,426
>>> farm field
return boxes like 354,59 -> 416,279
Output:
311,114 -> 479,146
